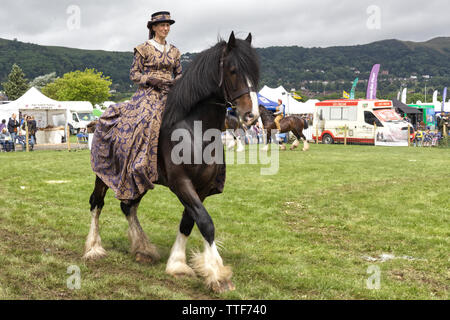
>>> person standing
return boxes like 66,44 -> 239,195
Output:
91,11 -> 182,201
7,113 -> 19,151
0,119 -> 6,132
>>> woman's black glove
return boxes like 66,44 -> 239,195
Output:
146,77 -> 164,89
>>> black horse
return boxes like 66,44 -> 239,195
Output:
258,105 -> 310,151
84,32 -> 260,293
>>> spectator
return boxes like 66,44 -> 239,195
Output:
423,128 -> 432,147
0,128 -> 14,152
414,129 -> 423,147
431,130 -> 440,147
26,115 -> 37,145
7,113 -> 19,150
0,119 -> 6,132
17,122 -> 34,151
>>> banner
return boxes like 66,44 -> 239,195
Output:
366,64 -> 380,99
432,90 -> 438,103
373,109 -> 408,146
350,77 -> 358,99
401,88 -> 407,104
343,90 -> 350,99
443,87 -> 447,112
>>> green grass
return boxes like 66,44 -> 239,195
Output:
0,144 -> 449,299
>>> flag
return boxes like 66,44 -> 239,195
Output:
401,88 -> 407,104
366,64 -> 380,99
343,90 -> 350,99
350,77 -> 358,99
432,90 -> 438,103
292,93 -> 302,100
443,87 -> 447,111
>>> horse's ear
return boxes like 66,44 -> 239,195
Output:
245,33 -> 252,44
227,31 -> 236,51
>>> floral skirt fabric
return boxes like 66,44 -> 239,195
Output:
90,88 -> 165,200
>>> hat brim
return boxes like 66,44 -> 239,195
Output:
147,20 -> 175,29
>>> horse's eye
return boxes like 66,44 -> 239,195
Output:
230,68 -> 237,75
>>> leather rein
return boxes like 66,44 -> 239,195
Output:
218,47 -> 254,107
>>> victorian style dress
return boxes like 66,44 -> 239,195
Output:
91,40 -> 182,200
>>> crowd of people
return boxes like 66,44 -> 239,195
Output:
411,112 -> 449,147
0,113 -> 37,152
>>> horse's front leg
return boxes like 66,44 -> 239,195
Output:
171,180 -> 234,293
166,209 -> 196,277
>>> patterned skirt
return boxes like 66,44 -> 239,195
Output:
90,87 -> 165,200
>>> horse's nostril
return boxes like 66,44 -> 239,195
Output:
248,113 -> 254,119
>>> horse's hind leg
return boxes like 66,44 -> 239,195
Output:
166,209 -> 196,277
83,176 -> 108,260
121,195 -> 160,264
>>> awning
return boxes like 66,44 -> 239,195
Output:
392,99 -> 422,114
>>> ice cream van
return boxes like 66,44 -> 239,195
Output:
312,99 -> 414,146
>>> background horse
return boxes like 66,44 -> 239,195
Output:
224,112 -> 245,152
258,105 -> 309,151
84,32 -> 260,293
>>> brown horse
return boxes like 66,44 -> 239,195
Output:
83,32 -> 260,293
258,105 -> 309,151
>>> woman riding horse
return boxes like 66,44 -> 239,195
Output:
258,105 -> 310,151
85,14 -> 260,292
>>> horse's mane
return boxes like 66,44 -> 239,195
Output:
259,105 -> 275,121
162,38 -> 259,129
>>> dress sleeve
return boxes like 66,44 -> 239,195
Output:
173,50 -> 182,80
129,50 -> 151,86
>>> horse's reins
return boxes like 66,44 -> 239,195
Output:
218,47 -> 254,107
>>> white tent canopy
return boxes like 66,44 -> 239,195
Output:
0,87 -> 67,128
259,85 -> 315,114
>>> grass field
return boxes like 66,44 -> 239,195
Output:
0,144 -> 449,300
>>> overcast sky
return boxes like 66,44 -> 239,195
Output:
1,0 -> 449,53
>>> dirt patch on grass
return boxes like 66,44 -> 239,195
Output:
0,221 -> 216,300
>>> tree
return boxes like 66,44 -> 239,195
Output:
30,72 -> 58,90
42,68 -> 112,105
1,64 -> 29,100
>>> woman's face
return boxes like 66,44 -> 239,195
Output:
152,22 -> 171,40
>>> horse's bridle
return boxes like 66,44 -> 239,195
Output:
218,47 -> 254,106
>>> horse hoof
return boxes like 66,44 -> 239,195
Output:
212,279 -> 236,293
135,252 -> 159,264
166,263 -> 196,278
83,246 -> 107,260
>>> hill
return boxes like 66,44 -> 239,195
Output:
0,37 -> 449,98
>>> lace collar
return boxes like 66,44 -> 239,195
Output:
148,39 -> 171,53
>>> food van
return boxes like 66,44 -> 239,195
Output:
312,99 -> 414,146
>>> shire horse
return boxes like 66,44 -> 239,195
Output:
83,32 -> 260,293
258,105 -> 310,151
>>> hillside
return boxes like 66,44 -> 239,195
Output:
0,37 -> 449,97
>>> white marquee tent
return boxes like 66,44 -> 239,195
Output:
0,87 -> 67,128
258,85 -> 316,114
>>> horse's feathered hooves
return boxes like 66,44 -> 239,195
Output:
83,245 -> 107,260
190,249 -> 233,292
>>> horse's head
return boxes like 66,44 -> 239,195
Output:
220,32 -> 260,126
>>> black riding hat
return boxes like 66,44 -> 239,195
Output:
147,11 -> 175,29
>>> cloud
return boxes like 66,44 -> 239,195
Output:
0,0 -> 448,53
